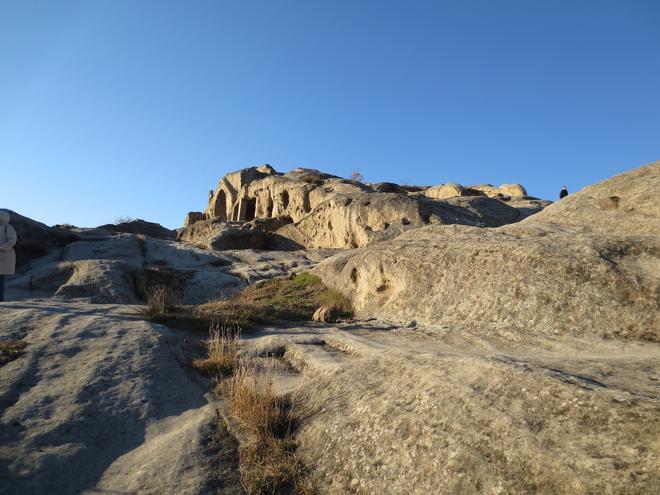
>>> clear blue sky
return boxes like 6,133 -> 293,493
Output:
1,0 -> 658,229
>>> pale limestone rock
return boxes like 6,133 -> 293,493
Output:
498,183 -> 528,197
425,182 -> 464,199
199,166 -> 538,250
314,162 -> 660,341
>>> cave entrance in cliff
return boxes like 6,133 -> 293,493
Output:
280,191 -> 290,211
214,190 -> 228,221
244,197 -> 257,222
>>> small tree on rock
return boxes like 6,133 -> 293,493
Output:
350,171 -> 364,183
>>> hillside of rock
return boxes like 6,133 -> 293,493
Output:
1,162 -> 659,494
180,165 -> 549,250
314,162 -> 660,340
527,161 -> 659,237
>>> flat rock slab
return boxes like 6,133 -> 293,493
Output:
0,299 -> 241,495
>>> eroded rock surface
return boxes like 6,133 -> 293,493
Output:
239,321 -> 660,494
314,162 -> 660,340
7,231 -> 333,305
192,165 -> 544,249
0,300 -> 242,495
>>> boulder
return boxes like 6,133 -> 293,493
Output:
176,219 -> 270,251
314,162 -> 660,340
467,184 -> 502,197
312,306 -> 337,323
498,183 -> 527,197
425,182 -> 464,199
371,182 -> 404,193
97,219 -> 175,240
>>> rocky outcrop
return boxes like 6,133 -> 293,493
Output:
276,193 -> 523,249
314,162 -> 660,340
468,183 -> 528,198
8,231 -> 331,305
176,219 -> 271,251
97,219 -> 175,240
425,182 -> 464,199
1,209 -> 79,266
183,211 -> 206,227
196,165 -> 542,250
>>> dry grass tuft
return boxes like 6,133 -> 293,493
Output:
0,340 -> 27,366
193,323 -> 241,378
222,359 -> 307,494
142,285 -> 179,318
226,360 -> 290,437
239,435 -> 303,494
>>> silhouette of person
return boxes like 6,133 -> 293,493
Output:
559,186 -> 568,199
0,210 -> 18,302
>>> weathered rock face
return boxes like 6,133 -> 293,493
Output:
314,162 -> 660,340
8,228 -> 334,304
198,165 -> 541,250
176,219 -> 271,251
277,193 -> 523,249
183,211 -> 206,227
468,183 -> 528,198
97,219 -> 175,240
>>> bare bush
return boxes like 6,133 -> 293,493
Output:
350,171 -> 364,182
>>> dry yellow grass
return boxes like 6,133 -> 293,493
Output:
226,360 -> 289,437
193,323 -> 241,378
199,272 -> 352,326
222,359 -> 307,494
142,285 -> 178,317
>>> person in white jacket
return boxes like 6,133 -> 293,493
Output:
0,210 -> 18,302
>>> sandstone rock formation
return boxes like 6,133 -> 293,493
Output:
183,211 -> 206,227
191,165 -> 544,250
176,219 -> 272,251
424,182 -> 464,199
314,162 -> 660,341
468,182 -> 528,198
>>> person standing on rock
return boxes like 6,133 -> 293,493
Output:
0,211 -> 18,302
559,186 -> 568,199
